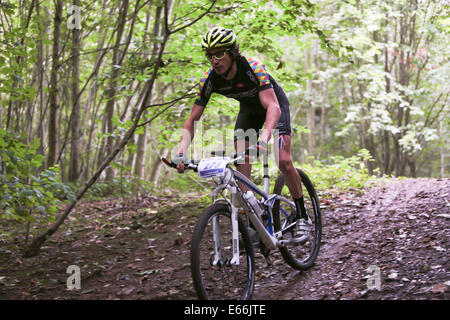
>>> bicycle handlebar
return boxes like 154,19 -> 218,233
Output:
161,157 -> 199,171
161,143 -> 271,172
161,150 -> 251,171
161,157 -> 177,168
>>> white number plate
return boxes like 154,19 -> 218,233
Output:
197,157 -> 230,179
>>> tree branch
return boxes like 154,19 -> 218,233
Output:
138,86 -> 197,128
168,0 -> 218,34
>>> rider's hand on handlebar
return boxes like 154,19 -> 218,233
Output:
176,163 -> 185,173
247,140 -> 268,158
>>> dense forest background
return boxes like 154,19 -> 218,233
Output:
0,0 -> 448,253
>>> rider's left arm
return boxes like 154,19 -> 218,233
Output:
258,88 -> 281,144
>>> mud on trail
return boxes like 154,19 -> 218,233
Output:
0,178 -> 449,300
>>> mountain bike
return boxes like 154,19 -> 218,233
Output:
162,149 -> 321,300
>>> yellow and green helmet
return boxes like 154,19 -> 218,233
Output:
201,27 -> 237,50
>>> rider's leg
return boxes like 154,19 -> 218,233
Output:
234,138 -> 252,192
275,134 -> 312,242
274,134 -> 308,220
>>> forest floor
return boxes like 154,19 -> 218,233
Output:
0,177 -> 449,300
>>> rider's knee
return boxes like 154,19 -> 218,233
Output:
278,157 -> 294,173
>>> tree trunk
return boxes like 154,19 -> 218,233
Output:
0,93 -> 2,128
34,0 -> 46,159
82,0 -> 110,180
439,114 -> 446,178
135,5 -> 164,178
105,0 -> 129,181
304,46 -> 315,159
69,0 -> 82,181
135,8 -> 154,178
47,0 -> 63,168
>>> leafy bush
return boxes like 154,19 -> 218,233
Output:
81,176 -> 155,199
0,130 -> 73,226
300,149 -> 378,192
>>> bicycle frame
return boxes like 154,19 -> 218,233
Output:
161,153 -> 298,266
210,165 -> 297,266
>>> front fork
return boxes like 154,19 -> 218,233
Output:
211,188 -> 296,266
211,214 -> 222,266
211,186 -> 241,266
230,201 -> 240,265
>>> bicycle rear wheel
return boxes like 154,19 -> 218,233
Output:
273,168 -> 322,270
190,203 -> 255,300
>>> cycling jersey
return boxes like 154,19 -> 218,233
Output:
195,56 -> 292,139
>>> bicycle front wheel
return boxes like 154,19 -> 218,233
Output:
190,203 -> 255,300
273,168 -> 322,270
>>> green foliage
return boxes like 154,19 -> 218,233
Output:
300,149 -> 378,191
0,1 -> 41,105
0,130 -> 74,224
319,0 -> 447,169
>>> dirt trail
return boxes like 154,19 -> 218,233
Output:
0,178 -> 448,300
254,178 -> 450,300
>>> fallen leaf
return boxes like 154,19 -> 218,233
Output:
431,283 -> 448,294
169,289 -> 179,295
81,289 -> 95,294
388,272 -> 398,280
119,287 -> 135,296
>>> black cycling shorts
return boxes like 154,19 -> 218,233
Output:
233,102 -> 292,142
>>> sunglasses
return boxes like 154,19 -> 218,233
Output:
206,49 -> 229,61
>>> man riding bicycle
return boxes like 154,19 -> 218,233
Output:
173,27 -> 312,243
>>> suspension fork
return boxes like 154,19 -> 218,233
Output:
230,186 -> 240,265
211,214 -> 222,266
210,186 -> 241,266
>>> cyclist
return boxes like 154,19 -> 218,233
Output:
173,27 -> 311,243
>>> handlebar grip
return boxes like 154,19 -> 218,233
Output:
161,157 -> 177,168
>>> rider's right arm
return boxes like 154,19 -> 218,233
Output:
176,67 -> 212,158
195,67 -> 214,107
177,104 -> 205,155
